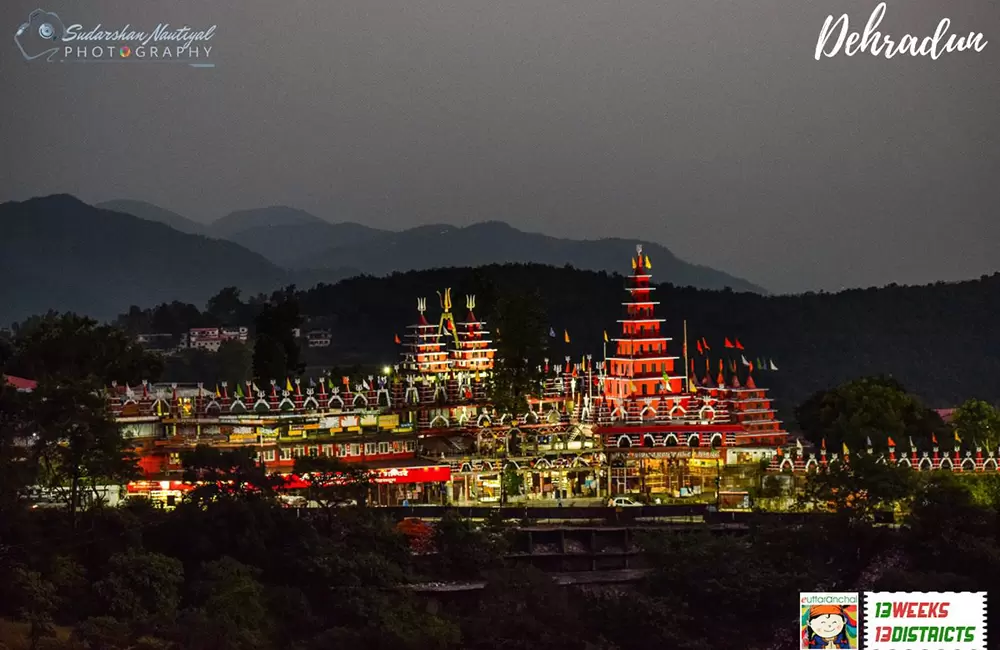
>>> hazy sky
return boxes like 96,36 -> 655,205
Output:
2,0 -> 997,293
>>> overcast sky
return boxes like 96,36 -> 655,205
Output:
1,0 -> 997,293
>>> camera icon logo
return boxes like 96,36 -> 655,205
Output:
14,9 -> 66,61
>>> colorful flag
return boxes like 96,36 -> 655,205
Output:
214,385 -> 221,398
236,383 -> 244,398
697,340 -> 703,355
286,378 -> 293,392
888,437 -> 896,447
842,441 -> 849,456
735,338 -> 745,350
603,330 -> 609,342
645,255 -> 651,269
701,337 -> 710,351
866,436 -> 873,448
796,438 -> 803,453
769,359 -> 778,371
724,338 -> 735,349
955,431 -> 962,444
394,334 -> 401,344
564,330 -> 570,344
821,438 -> 826,450
932,433 -> 938,445
549,327 -> 556,338
741,354 -> 750,366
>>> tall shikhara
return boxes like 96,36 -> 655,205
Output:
603,244 -> 682,403
451,295 -> 496,373
402,297 -> 450,375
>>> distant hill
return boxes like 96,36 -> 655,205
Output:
207,206 -> 328,238
0,196 -> 298,323
298,221 -> 765,293
96,199 -> 207,235
226,222 -> 388,268
102,201 -> 763,293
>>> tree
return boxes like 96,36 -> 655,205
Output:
253,290 -> 304,384
92,550 -> 184,632
796,377 -> 946,452
173,557 -> 273,650
951,399 -> 1000,450
8,313 -> 163,385
488,290 -> 548,417
216,340 -> 253,384
799,452 -> 915,523
206,287 -> 247,325
181,444 -> 280,503
31,379 -> 140,524
0,381 -> 34,509
292,456 -> 372,525
12,568 -> 57,650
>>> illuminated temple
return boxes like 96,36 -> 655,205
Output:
112,245 -> 790,506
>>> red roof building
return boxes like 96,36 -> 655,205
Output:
4,375 -> 36,391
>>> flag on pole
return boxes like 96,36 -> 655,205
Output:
741,355 -> 750,366
932,433 -> 938,445
955,431 -> 962,444
697,340 -> 703,355
236,383 -> 244,398
888,437 -> 896,447
564,330 -> 570,343
842,441 -> 849,456
645,255 -> 652,269
735,338 -> 745,350
796,438 -> 803,453
769,359 -> 778,371
757,357 -> 764,369
394,334 -> 401,344
821,438 -> 826,450
724,338 -> 735,349
286,378 -> 293,392
866,436 -> 873,448
603,330 -> 609,342
549,327 -> 556,338
214,385 -> 221,398
701,337 -> 710,351
909,436 -> 915,449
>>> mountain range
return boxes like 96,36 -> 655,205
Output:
2,194 -> 768,323
96,199 -> 764,292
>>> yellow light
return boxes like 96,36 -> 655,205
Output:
382,366 -> 392,375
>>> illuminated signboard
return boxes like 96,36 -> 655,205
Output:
320,417 -> 340,430
229,433 -> 259,444
379,414 -> 399,430
360,414 -> 378,428
282,466 -> 450,488
341,415 -> 359,430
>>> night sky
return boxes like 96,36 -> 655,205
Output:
1,0 -> 997,293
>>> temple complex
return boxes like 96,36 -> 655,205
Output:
112,244 -> 800,507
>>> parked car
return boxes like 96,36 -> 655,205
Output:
608,496 -> 641,508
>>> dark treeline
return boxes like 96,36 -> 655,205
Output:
4,456 -> 1000,649
90,264 -> 1000,410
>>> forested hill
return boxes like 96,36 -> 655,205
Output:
287,265 -> 999,410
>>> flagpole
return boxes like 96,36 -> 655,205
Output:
683,320 -> 689,393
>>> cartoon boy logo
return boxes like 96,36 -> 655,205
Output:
801,604 -> 857,648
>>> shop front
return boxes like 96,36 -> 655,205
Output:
608,448 -> 723,498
